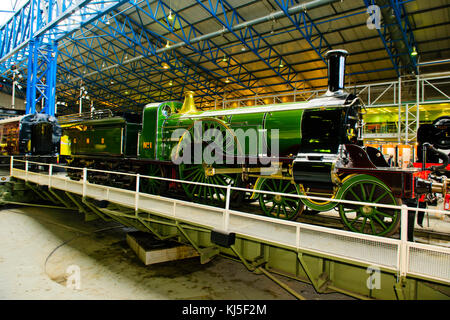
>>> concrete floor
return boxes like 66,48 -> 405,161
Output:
0,205 -> 353,300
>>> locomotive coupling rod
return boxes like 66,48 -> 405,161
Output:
206,165 -> 285,176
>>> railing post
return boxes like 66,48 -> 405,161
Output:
10,156 -> 13,176
135,174 -> 140,214
82,167 -> 87,198
48,163 -> 53,188
25,160 -> 29,180
224,185 -> 231,231
399,204 -> 409,278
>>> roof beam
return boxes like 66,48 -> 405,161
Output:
363,0 -> 419,76
272,0 -> 333,65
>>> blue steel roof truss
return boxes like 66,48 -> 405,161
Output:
130,0 -> 261,93
363,0 -> 418,76
56,10 -> 228,109
0,0 -> 131,115
273,0 -> 333,65
194,0 -> 300,90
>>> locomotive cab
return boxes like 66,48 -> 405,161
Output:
292,49 -> 362,189
292,103 -> 361,189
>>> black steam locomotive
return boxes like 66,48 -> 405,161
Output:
0,113 -> 61,162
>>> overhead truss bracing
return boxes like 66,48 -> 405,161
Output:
56,7 -> 230,101
0,0 -> 449,115
363,0 -> 419,76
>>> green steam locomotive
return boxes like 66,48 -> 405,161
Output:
60,50 -> 448,238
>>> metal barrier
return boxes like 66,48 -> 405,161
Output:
9,157 -> 450,285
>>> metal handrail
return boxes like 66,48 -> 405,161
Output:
9,157 -> 450,282
12,157 -> 449,216
57,109 -> 114,124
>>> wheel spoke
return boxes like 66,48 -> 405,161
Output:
339,180 -> 400,237
268,202 -> 276,215
183,169 -> 199,180
373,191 -> 389,203
373,209 -> 393,218
202,178 -> 208,199
370,220 -> 377,234
286,201 -> 297,212
212,177 -> 227,198
360,217 -> 368,232
272,179 -> 278,192
368,184 -> 376,202
349,188 -> 362,202
281,181 -> 290,193
349,212 -> 363,226
215,176 -> 228,186
372,214 -> 387,230
265,182 -> 275,192
360,184 -> 367,201
191,177 -> 202,195
259,179 -> 302,220
281,204 -> 288,216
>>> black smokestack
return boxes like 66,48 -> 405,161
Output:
326,49 -> 348,95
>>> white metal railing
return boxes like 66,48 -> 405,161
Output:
9,157 -> 450,284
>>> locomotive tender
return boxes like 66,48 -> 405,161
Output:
60,49 -> 449,238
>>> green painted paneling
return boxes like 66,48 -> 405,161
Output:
139,104 -> 159,159
265,109 -> 303,156
229,112 -> 265,156
124,123 -> 141,156
62,117 -> 140,157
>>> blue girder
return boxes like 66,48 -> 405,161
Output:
363,0 -> 418,76
0,0 -> 130,115
194,0 -> 299,90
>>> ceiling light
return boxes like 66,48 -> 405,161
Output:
411,47 -> 418,57
279,62 -> 284,68
222,55 -> 228,62
168,10 -> 174,21
169,80 -> 173,86
165,40 -> 170,49
162,62 -> 170,69
241,46 -> 246,51
225,77 -> 230,83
